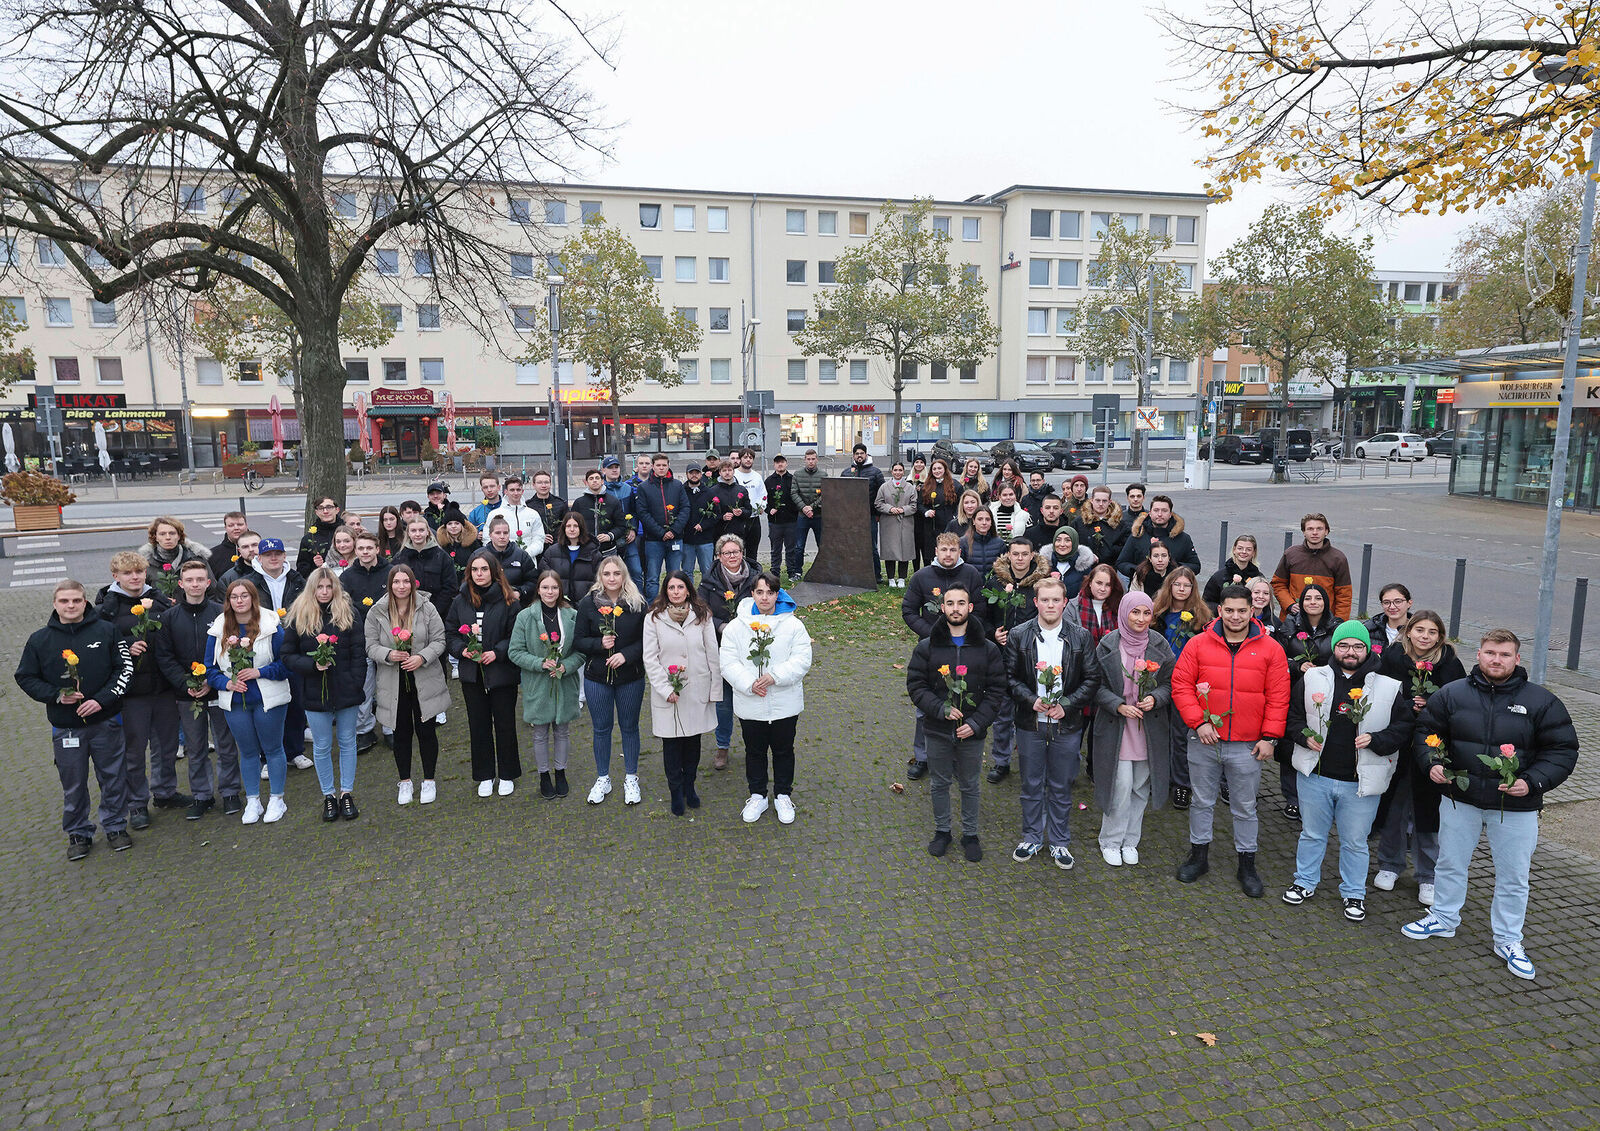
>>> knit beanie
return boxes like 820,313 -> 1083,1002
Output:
1330,620 -> 1371,649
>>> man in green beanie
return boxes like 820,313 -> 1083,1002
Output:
1281,620 -> 1413,922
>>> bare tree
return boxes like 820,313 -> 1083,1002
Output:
0,0 -> 610,513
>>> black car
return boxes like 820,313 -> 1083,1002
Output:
988,440 -> 1056,474
1042,439 -> 1102,470
927,438 -> 991,472
1252,428 -> 1314,462
1425,430 -> 1455,456
1212,434 -> 1266,464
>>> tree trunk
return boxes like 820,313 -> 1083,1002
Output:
1127,362 -> 1148,471
610,371 -> 623,460
889,364 -> 903,465
1274,354 -> 1293,484
299,324 -> 348,524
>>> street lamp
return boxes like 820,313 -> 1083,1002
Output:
739,302 -> 761,435
547,273 -> 569,498
1107,288 -> 1156,484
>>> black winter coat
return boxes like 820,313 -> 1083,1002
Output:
1280,609 -> 1336,676
1004,617 -> 1100,732
841,461 -> 885,521
699,562 -> 761,640
487,542 -> 539,606
529,493 -> 569,548
682,479 -> 718,545
1074,514 -> 1128,566
539,539 -> 601,605
95,585 -> 173,697
574,592 -> 647,685
441,537 -> 483,585
283,605 -> 368,711
1202,558 -> 1264,607
209,537 -> 240,580
446,583 -> 521,690
571,492 -> 629,554
906,620 -> 1007,739
902,560 -> 987,639
1414,665 -> 1578,813
1379,642 -> 1468,834
1116,514 -> 1202,576
296,515 -> 348,577
703,479 -> 752,544
394,544 -> 457,622
636,473 -> 690,542
15,608 -> 133,729
153,597 -> 224,705
765,472 -> 800,524
339,561 -> 392,628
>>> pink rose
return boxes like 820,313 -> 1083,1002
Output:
1311,692 -> 1326,705
1036,660 -> 1048,671
1499,743 -> 1516,758
955,665 -> 967,676
163,562 -> 173,571
1296,632 -> 1309,640
458,625 -> 470,635
238,637 -> 251,648
328,634 -> 338,644
1195,682 -> 1211,696
1372,644 -> 1383,654
316,634 -> 329,645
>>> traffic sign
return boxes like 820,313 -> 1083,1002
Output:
914,402 -> 922,413
1135,406 -> 1162,431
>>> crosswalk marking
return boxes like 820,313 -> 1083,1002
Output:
16,537 -> 61,549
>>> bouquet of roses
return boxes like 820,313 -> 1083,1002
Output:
747,620 -> 775,672
154,561 -> 180,598
127,599 -> 162,639
1409,659 -> 1439,700
185,661 -> 209,718
458,622 -> 484,664
937,662 -> 971,718
1194,681 -> 1231,731
311,632 -> 339,698
1126,658 -> 1161,702
224,635 -> 255,690
61,648 -> 80,697
596,603 -> 620,682
539,628 -> 564,679
1479,742 -> 1521,820
1423,733 -> 1470,791
391,627 -> 415,692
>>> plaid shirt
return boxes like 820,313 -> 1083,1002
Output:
1069,593 -> 1117,643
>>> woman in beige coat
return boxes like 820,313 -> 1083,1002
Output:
643,570 -> 723,816
364,565 -> 451,806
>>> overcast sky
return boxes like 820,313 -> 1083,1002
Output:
560,0 -> 1477,273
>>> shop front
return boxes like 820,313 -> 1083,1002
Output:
1449,366 -> 1600,509
4,392 -> 184,467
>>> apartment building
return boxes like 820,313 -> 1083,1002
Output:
0,177 -> 1208,468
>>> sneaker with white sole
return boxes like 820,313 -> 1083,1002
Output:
241,797 -> 263,825
1282,884 -> 1315,905
1401,913 -> 1456,940
1014,842 -> 1043,863
587,775 -> 612,804
397,780 -> 413,806
1417,883 -> 1435,906
262,795 -> 287,824
419,780 -> 437,804
435,712 -> 447,725
1121,846 -> 1140,866
1373,869 -> 1398,891
292,754 -> 314,771
260,764 -> 270,781
1493,941 -> 1536,980
1050,845 -> 1075,870
497,778 -> 515,796
741,793 -> 769,823
476,780 -> 493,798
773,794 -> 796,824
1343,897 -> 1367,921
622,775 -> 641,805
1099,846 -> 1122,867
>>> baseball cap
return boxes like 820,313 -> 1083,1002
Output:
258,537 -> 285,554
426,480 -> 448,493
601,455 -> 620,468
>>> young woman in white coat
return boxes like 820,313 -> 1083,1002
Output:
719,573 -> 814,825
642,570 -> 722,816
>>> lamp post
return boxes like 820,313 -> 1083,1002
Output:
739,302 -> 761,439
547,274 -> 568,498
1108,274 -> 1157,485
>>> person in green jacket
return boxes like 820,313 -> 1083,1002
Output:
509,569 -> 582,798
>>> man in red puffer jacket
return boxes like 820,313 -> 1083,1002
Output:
1170,584 -> 1290,898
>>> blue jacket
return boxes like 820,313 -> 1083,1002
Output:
204,627 -> 290,709
636,472 -> 690,541
604,479 -> 639,535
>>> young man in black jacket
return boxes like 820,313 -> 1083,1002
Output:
1402,628 -> 1579,981
217,530 -> 261,589
907,585 -> 1006,862
1116,494 -> 1202,578
681,463 -> 717,582
15,580 -> 135,859
571,468 -> 628,557
341,531 -> 392,751
209,510 -> 249,579
528,470 -> 568,552
840,443 -> 885,584
637,452 -> 689,601
901,533 -> 988,782
152,560 -> 242,819
764,454 -> 801,578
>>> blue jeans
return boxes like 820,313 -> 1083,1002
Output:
226,703 -> 289,796
1017,724 -> 1083,845
642,539 -> 683,601
794,511 -> 821,564
687,542 -> 715,582
586,676 -> 644,776
1293,772 -> 1382,898
716,679 -> 734,749
622,539 -> 644,589
1431,799 -> 1539,946
307,705 -> 359,795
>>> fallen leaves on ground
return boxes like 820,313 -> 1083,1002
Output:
1195,1032 -> 1217,1047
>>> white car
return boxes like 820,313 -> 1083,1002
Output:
1354,432 -> 1427,461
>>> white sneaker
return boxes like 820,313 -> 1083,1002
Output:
497,778 -> 515,796
774,794 -> 796,824
397,780 -> 414,806
292,754 -> 314,771
741,793 -> 769,823
175,744 -> 185,760
1374,869 -> 1398,891
1417,883 -> 1436,906
623,774 -> 641,805
450,659 -> 460,680
1494,941 -> 1537,980
260,764 -> 270,781
420,780 -> 437,804
1100,846 -> 1122,867
241,797 -> 263,824
262,795 -> 287,824
1121,846 -> 1140,866
587,775 -> 612,804
477,780 -> 493,798
435,712 -> 447,725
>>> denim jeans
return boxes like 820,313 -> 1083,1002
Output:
715,678 -> 735,749
1292,772 -> 1382,898
586,676 -> 645,776
1016,724 -> 1083,846
642,539 -> 683,601
357,658 -> 377,736
1431,800 -> 1540,947
1376,770 -> 1438,883
687,541 -> 715,583
307,704 -> 360,795
226,703 -> 289,796
622,539 -> 644,589
793,510 -> 821,566
990,699 -> 1016,767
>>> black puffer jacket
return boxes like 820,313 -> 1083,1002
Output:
1413,665 -> 1578,813
446,582 -> 521,690
153,597 -> 224,706
539,539 -> 601,606
339,561 -> 392,629
14,607 -> 133,729
1202,558 -> 1265,607
95,585 -> 173,697
906,619 -> 1007,739
488,541 -> 539,607
902,560 -> 987,639
394,544 -> 457,623
574,592 -> 647,685
699,561 -> 761,641
282,604 -> 368,711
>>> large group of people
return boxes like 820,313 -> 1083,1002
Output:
12,450 -> 1582,983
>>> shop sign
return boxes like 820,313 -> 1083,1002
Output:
1436,387 -> 1456,404
817,403 -> 878,413
558,388 -> 608,403
370,387 -> 434,407
1222,382 -> 1244,395
28,392 -> 126,410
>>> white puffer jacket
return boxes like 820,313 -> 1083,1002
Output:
1290,665 -> 1403,796
719,595 -> 813,722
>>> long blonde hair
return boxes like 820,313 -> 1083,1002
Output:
587,553 -> 645,612
288,566 -> 355,634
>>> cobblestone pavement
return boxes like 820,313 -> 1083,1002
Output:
2,587 -> 1598,1129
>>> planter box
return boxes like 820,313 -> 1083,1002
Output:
221,462 -> 279,481
11,504 -> 62,531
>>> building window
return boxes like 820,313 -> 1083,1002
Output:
785,208 -> 806,234
510,305 -> 537,331
1026,356 -> 1047,385
509,253 -> 534,279
45,297 -> 72,327
545,253 -> 563,276
850,359 -> 868,384
819,359 -> 838,383
675,256 -> 696,282
36,237 -> 65,267
95,357 -> 122,384
643,255 -> 662,280
507,197 -> 531,224
545,200 -> 567,225
1114,359 -> 1134,383
849,212 -> 869,236
333,191 -> 358,219
960,364 -> 977,382
1027,308 -> 1049,335
1030,209 -> 1053,238
418,303 -> 441,331
1059,211 -> 1082,240
1176,216 -> 1198,244
709,307 -> 730,332
900,360 -> 919,383
818,210 -> 837,235
382,359 -> 406,384
931,361 -> 948,382
1148,215 -> 1170,237
787,309 -> 806,333
1056,308 -> 1077,335
1029,258 -> 1051,286
678,358 -> 699,384
787,359 -> 806,384
1086,262 -> 1109,288
196,358 -> 224,386
374,248 -> 400,276
958,216 -> 978,241
511,361 -> 538,385
818,260 -> 836,285
421,358 -> 444,384
710,358 -> 731,384
410,249 -> 434,277
1085,360 -> 1106,383
51,357 -> 80,383
786,259 -> 806,284
180,185 -> 206,213
1119,212 -> 1140,231
86,299 -> 116,327
1442,283 -> 1460,301
373,192 -> 396,219
932,215 -> 951,236
580,200 -> 603,223
707,206 -> 729,232
1090,212 -> 1111,239
3,296 -> 29,325
674,205 -> 695,231
708,257 -> 729,282
1055,357 -> 1076,384
675,307 -> 698,326
1404,282 -> 1422,302
1168,358 -> 1190,384
639,203 -> 661,229
1058,259 -> 1080,287
379,303 -> 402,330
237,360 -> 262,384
344,359 -> 369,383
1241,364 -> 1267,382
1176,263 -> 1195,290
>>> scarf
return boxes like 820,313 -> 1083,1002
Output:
1116,591 -> 1155,762
666,602 -> 691,625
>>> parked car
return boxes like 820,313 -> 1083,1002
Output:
1042,438 -> 1102,470
927,438 -> 991,471
1211,434 -> 1267,464
987,439 -> 1057,474
1354,432 -> 1427,461
1251,428 -> 1314,462
1425,430 -> 1455,456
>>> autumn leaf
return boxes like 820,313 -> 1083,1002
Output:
1195,1032 -> 1218,1047
892,662 -> 905,669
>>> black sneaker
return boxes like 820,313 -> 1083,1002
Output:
1282,884 -> 1315,905
1284,804 -> 1301,822
67,835 -> 92,861
961,835 -> 984,863
322,795 -> 339,822
185,797 -> 214,821
986,764 -> 1011,784
1171,787 -> 1191,811
152,793 -> 193,810
1220,780 -> 1231,804
928,831 -> 953,857
555,769 -> 570,797
106,830 -> 133,852
340,794 -> 360,821
539,771 -> 555,798
907,758 -> 930,782
221,794 -> 244,816
1343,897 -> 1367,922
128,807 -> 151,830
356,731 -> 377,754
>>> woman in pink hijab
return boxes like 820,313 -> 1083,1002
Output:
1088,590 -> 1177,868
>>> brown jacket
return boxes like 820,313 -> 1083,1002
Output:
1272,540 -> 1353,621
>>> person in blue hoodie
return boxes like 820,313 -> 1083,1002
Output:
602,455 -> 643,589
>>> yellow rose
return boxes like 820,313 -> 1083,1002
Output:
362,597 -> 373,606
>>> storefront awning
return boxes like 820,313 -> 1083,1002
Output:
1362,340 -> 1600,377
367,406 -> 439,417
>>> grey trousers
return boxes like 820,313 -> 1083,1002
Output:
54,718 -> 128,838
1376,772 -> 1439,883
926,729 -> 984,837
176,700 -> 242,801
990,699 -> 1016,767
912,713 -> 925,763
122,694 -> 181,807
1186,736 -> 1264,852
1017,724 -> 1083,846
358,658 -> 377,736
530,721 -> 571,773
1099,759 -> 1152,851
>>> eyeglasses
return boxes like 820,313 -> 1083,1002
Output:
1381,597 -> 1409,607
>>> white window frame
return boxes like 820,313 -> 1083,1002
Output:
332,191 -> 359,219
1026,356 -> 1048,385
708,257 -> 729,283
849,359 -> 868,384
1028,258 -> 1051,287
709,307 -> 731,333
785,209 -> 806,234
787,359 -> 806,384
45,297 -> 73,327
819,359 -> 838,383
420,358 -> 444,384
343,359 -> 370,384
1058,211 -> 1082,240
1175,216 -> 1198,244
707,206 -> 729,233
1027,308 -> 1049,335
95,356 -> 123,384
673,205 -> 695,231
818,210 -> 837,236
786,259 -> 806,285
961,216 -> 980,241
509,253 -> 534,279
374,248 -> 400,276
643,255 -> 663,280
674,256 -> 696,283
90,299 -> 116,327
417,303 -> 441,331
379,303 -> 403,331
678,358 -> 699,384
382,359 -> 407,384
638,203 -> 662,230
710,358 -> 732,384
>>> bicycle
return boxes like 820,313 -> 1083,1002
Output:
242,467 -> 264,492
